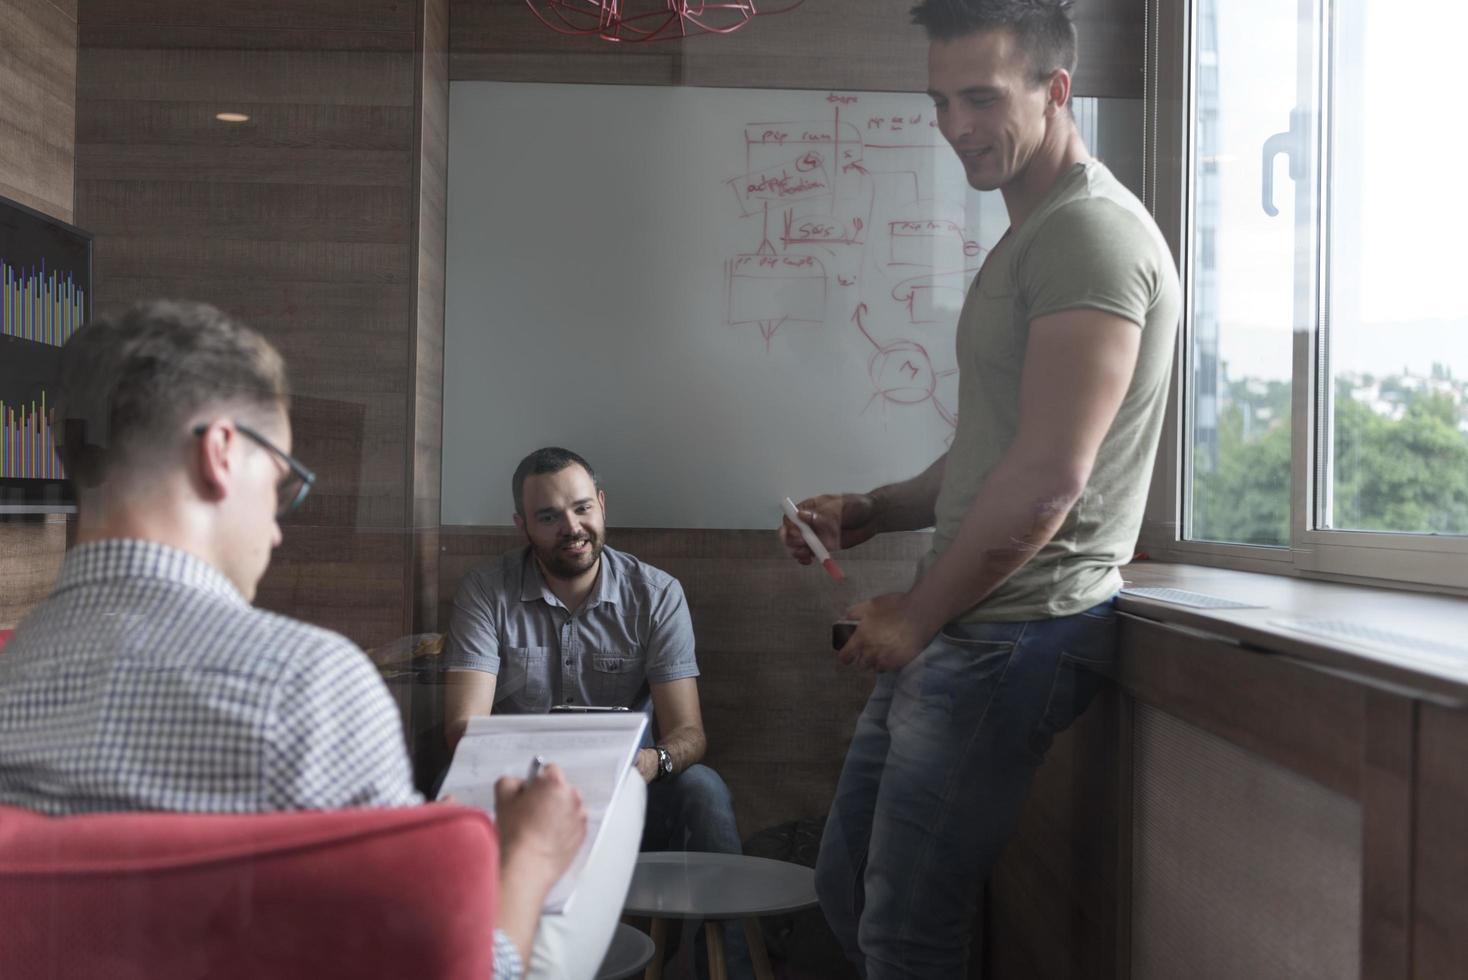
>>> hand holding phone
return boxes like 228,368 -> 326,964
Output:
832,619 -> 859,649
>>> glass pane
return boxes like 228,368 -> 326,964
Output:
1323,1 -> 1468,535
1185,0 -> 1310,547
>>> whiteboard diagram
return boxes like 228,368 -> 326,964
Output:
444,83 -> 1054,528
722,96 -> 997,433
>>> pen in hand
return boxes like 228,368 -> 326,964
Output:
527,754 -> 546,784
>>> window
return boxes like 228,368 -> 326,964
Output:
1184,0 -> 1302,548
1171,0 -> 1468,587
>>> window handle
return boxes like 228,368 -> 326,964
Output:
1261,108 -> 1309,217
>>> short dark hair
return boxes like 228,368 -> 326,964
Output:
911,0 -> 1078,85
512,447 -> 598,516
57,300 -> 288,489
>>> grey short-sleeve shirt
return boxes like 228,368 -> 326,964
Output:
441,545 -> 699,712
920,160 -> 1181,622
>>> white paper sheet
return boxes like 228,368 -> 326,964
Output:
436,712 -> 647,914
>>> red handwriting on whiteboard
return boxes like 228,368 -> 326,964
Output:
729,158 -> 835,214
726,246 -> 828,350
866,113 -> 938,134
850,304 -> 958,429
745,171 -> 826,197
890,219 -> 964,236
733,254 -> 819,271
780,210 -> 867,247
795,152 -> 824,172
827,93 -> 858,104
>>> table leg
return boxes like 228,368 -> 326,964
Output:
644,917 -> 666,980
704,921 -> 728,980
742,918 -> 776,980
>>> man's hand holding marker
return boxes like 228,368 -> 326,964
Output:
779,494 -> 932,673
781,497 -> 846,581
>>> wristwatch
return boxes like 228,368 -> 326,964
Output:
653,745 -> 674,782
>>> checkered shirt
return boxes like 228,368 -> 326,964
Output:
0,538 -> 525,979
0,538 -> 422,814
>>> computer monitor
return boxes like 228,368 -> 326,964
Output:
0,194 -> 92,514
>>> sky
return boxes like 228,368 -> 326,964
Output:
1207,0 -> 1468,382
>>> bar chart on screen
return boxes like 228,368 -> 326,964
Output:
0,395 -> 61,480
0,194 -> 92,512
2,259 -> 86,347
0,259 -> 86,481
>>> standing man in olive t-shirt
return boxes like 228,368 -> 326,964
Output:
778,2 -> 1181,976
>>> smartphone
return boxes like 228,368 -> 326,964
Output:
832,619 -> 859,649
549,704 -> 630,713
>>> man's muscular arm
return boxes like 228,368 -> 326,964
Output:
869,453 -> 949,534
843,308 -> 1143,671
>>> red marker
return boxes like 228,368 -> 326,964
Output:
782,497 -> 845,581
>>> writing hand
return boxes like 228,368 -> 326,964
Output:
494,763 -> 587,884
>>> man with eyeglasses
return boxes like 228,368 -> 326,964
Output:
0,300 -> 641,980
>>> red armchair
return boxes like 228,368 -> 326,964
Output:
0,803 -> 499,979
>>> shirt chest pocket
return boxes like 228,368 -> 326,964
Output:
586,654 -> 642,707
978,262 -> 1014,300
495,645 -> 551,711
965,283 -> 1028,372
957,266 -> 1019,365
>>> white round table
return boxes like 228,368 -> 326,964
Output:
622,852 -> 819,980
595,922 -> 657,980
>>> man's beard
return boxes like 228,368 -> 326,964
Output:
534,530 -> 604,580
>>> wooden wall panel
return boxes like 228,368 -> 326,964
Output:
1361,691 -> 1415,980
0,0 -> 76,220
986,685 -> 1123,980
1412,703 -> 1468,977
0,0 -> 76,629
0,517 -> 69,630
255,526 -> 412,642
1119,616 -> 1367,799
78,50 -> 416,105
78,0 -> 415,43
450,0 -> 1144,98
72,0 -> 437,648
439,525 -> 928,836
409,0 -> 450,632
75,181 -> 413,245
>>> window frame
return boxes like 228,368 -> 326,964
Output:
1137,0 -> 1468,596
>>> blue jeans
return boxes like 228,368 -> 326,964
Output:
642,763 -> 742,855
815,599 -> 1119,979
642,763 -> 753,980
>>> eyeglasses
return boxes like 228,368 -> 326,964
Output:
192,421 -> 317,518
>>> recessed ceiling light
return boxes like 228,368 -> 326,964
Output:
215,112 -> 250,123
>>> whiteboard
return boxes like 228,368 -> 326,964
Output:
443,82 -> 1133,529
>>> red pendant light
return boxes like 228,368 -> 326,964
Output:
525,0 -> 804,43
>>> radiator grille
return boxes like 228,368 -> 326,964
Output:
1131,706 -> 1361,980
